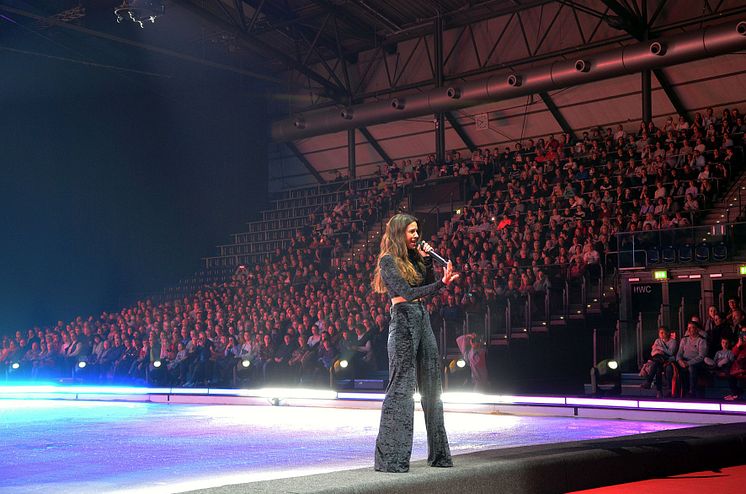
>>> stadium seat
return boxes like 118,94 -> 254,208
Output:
678,244 -> 693,263
694,243 -> 710,263
646,248 -> 660,265
712,242 -> 728,262
661,245 -> 676,263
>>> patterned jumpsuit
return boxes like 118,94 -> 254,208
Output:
374,252 -> 452,472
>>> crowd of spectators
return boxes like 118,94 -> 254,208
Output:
640,299 -> 746,399
1,107 -> 743,390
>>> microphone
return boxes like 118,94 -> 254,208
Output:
417,241 -> 450,266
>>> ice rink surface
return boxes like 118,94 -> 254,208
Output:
0,400 -> 694,493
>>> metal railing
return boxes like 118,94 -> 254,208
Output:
610,221 -> 746,270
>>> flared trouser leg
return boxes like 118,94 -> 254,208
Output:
374,303 -> 452,472
417,312 -> 452,467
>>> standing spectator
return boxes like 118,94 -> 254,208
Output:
455,333 -> 488,390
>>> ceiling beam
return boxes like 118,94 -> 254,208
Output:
652,68 -> 689,117
0,4 -> 281,83
285,142 -> 326,184
310,0 -> 384,47
444,112 -> 477,153
600,0 -> 688,117
599,0 -> 646,36
539,92 -> 577,141
242,0 -> 343,60
180,0 -> 346,100
359,127 -> 394,167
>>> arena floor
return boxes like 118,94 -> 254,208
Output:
0,399 -> 696,494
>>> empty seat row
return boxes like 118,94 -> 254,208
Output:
647,242 -> 728,264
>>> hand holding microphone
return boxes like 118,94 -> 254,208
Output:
417,240 -> 448,265
417,241 -> 459,286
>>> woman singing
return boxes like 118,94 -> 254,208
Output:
372,213 -> 459,473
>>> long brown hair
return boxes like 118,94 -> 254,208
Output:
372,213 -> 425,294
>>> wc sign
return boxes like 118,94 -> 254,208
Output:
630,283 -> 662,311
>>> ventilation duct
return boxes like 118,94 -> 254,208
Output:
273,21 -> 746,141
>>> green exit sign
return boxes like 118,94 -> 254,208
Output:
653,270 -> 668,280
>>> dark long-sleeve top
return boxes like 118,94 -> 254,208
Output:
379,252 -> 444,301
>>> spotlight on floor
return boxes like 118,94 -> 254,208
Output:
590,358 -> 621,396
446,358 -> 470,390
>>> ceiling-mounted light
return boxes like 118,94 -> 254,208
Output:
114,0 -> 165,28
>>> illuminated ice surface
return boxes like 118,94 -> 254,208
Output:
0,400 -> 694,493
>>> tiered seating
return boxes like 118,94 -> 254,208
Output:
4,108 -> 745,398
204,177 -> 382,266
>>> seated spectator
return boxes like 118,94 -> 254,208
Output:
725,330 -> 746,401
287,335 -> 315,385
726,299 -> 743,323
640,327 -> 678,396
705,337 -> 734,377
350,324 -> 374,376
683,193 -> 699,213
676,322 -> 708,397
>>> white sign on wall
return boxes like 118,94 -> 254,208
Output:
475,113 -> 489,131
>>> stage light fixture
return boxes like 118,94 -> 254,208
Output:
241,359 -> 251,368
153,360 -> 162,368
77,361 -> 87,369
574,60 -> 590,72
114,0 -> 165,29
339,359 -> 349,369
11,362 -> 20,370
446,87 -> 461,99
590,358 -> 621,396
456,359 -> 466,368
